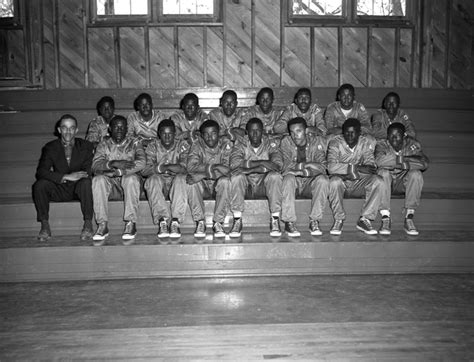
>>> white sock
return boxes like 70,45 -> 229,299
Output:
406,209 -> 415,217
272,212 -> 280,218
380,210 -> 390,218
233,212 -> 242,219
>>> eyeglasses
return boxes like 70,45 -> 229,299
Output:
60,126 -> 77,132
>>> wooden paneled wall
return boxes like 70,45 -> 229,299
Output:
0,0 -> 472,90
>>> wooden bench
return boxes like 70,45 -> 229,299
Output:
0,87 -> 473,235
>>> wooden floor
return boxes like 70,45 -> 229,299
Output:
1,274 -> 473,359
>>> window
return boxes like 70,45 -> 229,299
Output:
0,0 -> 14,18
288,0 -> 410,25
91,0 -> 220,24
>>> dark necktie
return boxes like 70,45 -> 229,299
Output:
64,143 -> 72,166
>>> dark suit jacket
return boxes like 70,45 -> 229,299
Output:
35,138 -> 94,184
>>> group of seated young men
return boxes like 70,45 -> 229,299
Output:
32,84 -> 429,245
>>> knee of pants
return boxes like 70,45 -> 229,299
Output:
144,174 -> 162,190
266,171 -> 282,182
329,176 -> 343,190
92,174 -> 108,187
371,175 -> 384,189
282,174 -> 296,187
407,169 -> 423,183
173,174 -> 187,184
33,179 -> 53,193
76,177 -> 92,190
122,174 -> 140,187
231,173 -> 246,185
216,177 -> 231,192
312,174 -> 329,187
377,168 -> 391,180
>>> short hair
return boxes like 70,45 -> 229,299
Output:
256,87 -> 274,104
180,93 -> 199,108
96,96 -> 115,114
294,88 -> 311,102
387,122 -> 405,135
109,115 -> 127,128
220,90 -> 237,102
134,93 -> 153,110
337,83 -> 355,97
199,119 -> 219,133
158,118 -> 176,133
58,114 -> 78,127
383,92 -> 401,106
246,117 -> 263,132
287,117 -> 307,133
342,118 -> 361,133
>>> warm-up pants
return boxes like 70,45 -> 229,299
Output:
188,177 -> 231,223
378,169 -> 424,212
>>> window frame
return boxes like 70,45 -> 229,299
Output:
286,0 -> 413,26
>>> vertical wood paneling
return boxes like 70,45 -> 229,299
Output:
7,30 -> 26,78
431,0 -> 447,88
58,1 -> 84,88
29,1 -> 43,85
178,27 -> 204,88
120,27 -> 146,88
254,0 -> 280,87
448,0 -> 473,89
88,28 -> 116,88
42,0 -> 55,89
370,28 -> 395,87
341,28 -> 367,87
206,27 -> 224,87
282,27 -> 310,87
149,27 -> 175,88
225,0 -> 252,87
0,30 -> 6,76
313,27 -> 338,87
398,29 -> 413,88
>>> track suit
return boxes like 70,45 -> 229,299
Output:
240,105 -> 284,136
208,108 -> 245,140
142,138 -> 192,224
274,103 -> 326,136
375,136 -> 429,212
327,134 -> 383,221
92,137 -> 146,224
280,134 -> 329,223
126,110 -> 166,147
187,137 -> 233,223
325,101 -> 371,136
371,109 -> 417,141
170,109 -> 208,143
86,115 -> 110,146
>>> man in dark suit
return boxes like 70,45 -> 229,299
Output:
33,114 -> 94,241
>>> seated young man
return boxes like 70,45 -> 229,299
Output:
33,114 -> 94,242
325,84 -> 372,137
280,117 -> 329,237
86,96 -> 115,148
208,90 -> 246,140
127,92 -> 166,148
170,93 -> 208,144
91,115 -> 146,245
371,92 -> 417,141
273,88 -> 326,136
327,118 -> 384,235
229,118 -> 283,237
186,120 -> 233,238
142,119 -> 192,239
240,87 -> 283,137
375,123 -> 429,235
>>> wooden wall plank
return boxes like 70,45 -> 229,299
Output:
342,28 -> 367,87
206,27 -> 224,87
88,28 -> 116,88
0,30 -> 6,76
449,0 -> 474,89
282,27 -> 311,87
120,27 -> 146,88
6,30 -> 26,79
29,0 -> 43,85
42,0 -> 55,89
58,1 -> 84,88
254,0 -> 281,87
431,0 -> 448,88
225,0 -> 252,87
398,29 -> 413,88
178,27 -> 204,88
370,28 -> 395,87
149,27 -> 176,89
313,27 -> 338,87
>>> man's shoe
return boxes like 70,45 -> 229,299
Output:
80,227 -> 93,241
194,220 -> 206,238
122,221 -> 137,241
356,217 -> 378,235
169,219 -> 181,238
229,218 -> 242,238
379,216 -> 391,235
404,214 -> 419,235
309,219 -> 322,236
93,222 -> 109,245
285,222 -> 300,237
330,220 -> 344,235
270,216 -> 282,237
37,221 -> 51,242
213,222 -> 226,238
157,218 -> 170,238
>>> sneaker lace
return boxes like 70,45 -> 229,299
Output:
382,217 -> 390,229
214,222 -> 224,233
124,221 -> 133,234
231,218 -> 242,232
287,222 -> 297,233
310,220 -> 319,231
360,218 -> 373,230
271,218 -> 280,231
405,218 -> 416,230
332,220 -> 343,231
170,221 -> 179,234
196,221 -> 205,233
159,220 -> 168,233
